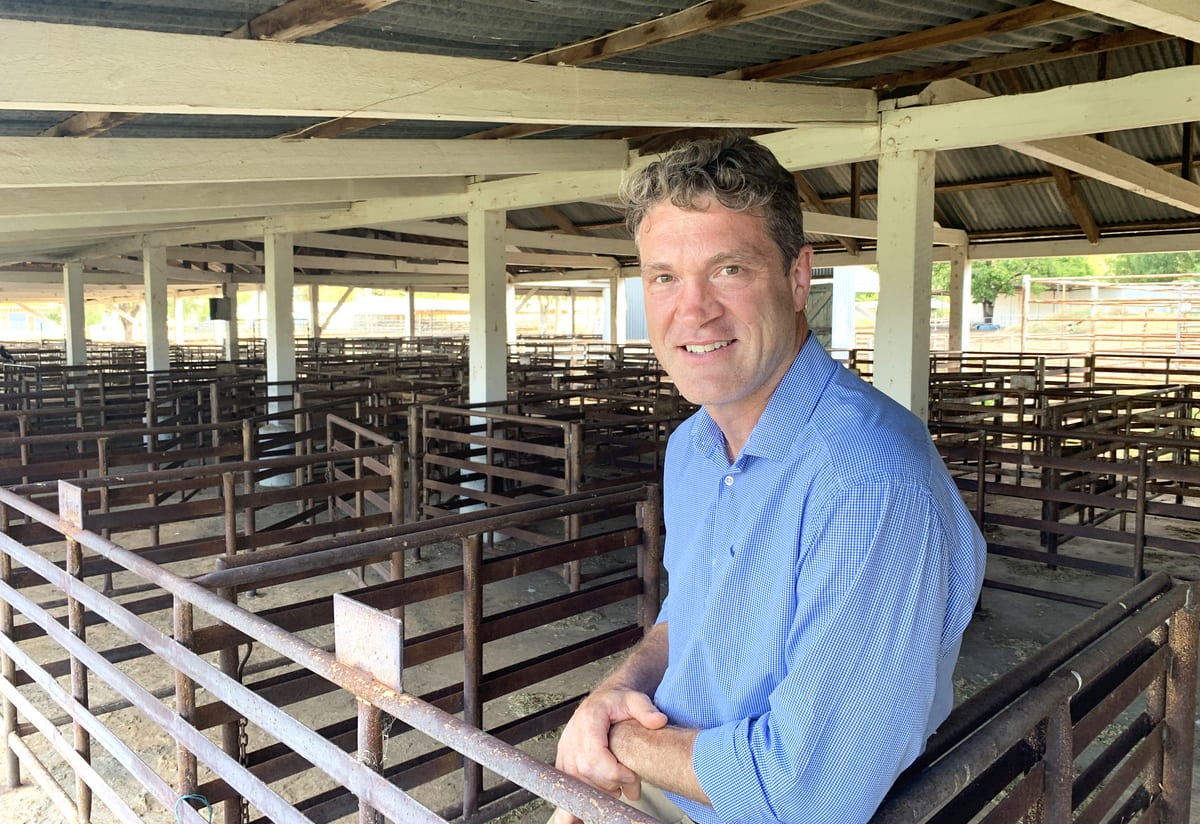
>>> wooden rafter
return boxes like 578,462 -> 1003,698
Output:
792,173 -> 861,255
993,68 -> 1100,243
1056,0 -> 1200,41
40,0 -> 402,138
292,0 -> 831,141
523,0 -> 829,66
849,27 -> 1171,91
723,1 -> 1090,82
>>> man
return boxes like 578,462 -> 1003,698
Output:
551,135 -> 986,824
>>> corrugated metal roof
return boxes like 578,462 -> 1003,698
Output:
0,0 -> 1196,265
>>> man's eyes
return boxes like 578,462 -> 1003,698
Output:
653,273 -> 675,284
720,265 -> 742,276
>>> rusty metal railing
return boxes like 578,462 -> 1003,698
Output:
872,572 -> 1198,824
0,481 -> 662,824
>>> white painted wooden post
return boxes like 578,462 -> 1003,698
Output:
221,282 -> 239,362
142,245 -> 170,373
874,149 -> 935,420
830,269 -> 856,352
948,245 -> 973,353
468,208 -> 507,404
264,231 -> 296,416
174,295 -> 187,345
506,284 -> 518,345
310,284 -> 321,344
62,260 -> 86,367
404,287 -> 416,338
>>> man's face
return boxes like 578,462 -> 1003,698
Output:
638,196 -> 812,428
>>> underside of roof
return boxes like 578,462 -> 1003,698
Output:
1,0 -> 1198,302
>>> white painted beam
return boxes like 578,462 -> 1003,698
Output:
0,179 -> 466,220
805,212 -> 968,246
0,202 -> 346,235
0,138 -> 629,188
917,78 -> 1200,214
0,20 -> 878,128
1057,0 -> 1200,40
883,65 -> 1200,152
377,222 -> 638,256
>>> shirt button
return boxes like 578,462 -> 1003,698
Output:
724,475 -> 734,486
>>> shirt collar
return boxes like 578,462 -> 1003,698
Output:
689,332 -> 837,463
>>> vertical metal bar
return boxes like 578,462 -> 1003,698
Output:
974,430 -> 986,530
219,471 -> 243,824
1024,718 -> 1047,824
566,422 -> 582,592
389,443 -> 406,623
1145,623 -> 1168,804
638,486 -> 663,632
462,533 -> 484,818
97,438 -> 113,594
66,538 -> 92,824
173,596 -> 197,797
356,700 -> 383,824
1042,701 -> 1073,822
1162,581 -> 1198,824
1133,445 -> 1148,581
0,502 -> 18,790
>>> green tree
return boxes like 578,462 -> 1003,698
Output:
1102,252 -> 1200,277
932,257 -> 1097,322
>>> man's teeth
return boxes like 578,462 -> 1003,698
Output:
685,341 -> 730,354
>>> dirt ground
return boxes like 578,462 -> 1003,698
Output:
2,509 -> 1199,824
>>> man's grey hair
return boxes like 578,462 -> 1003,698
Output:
620,134 -> 806,268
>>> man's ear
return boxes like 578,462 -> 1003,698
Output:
789,245 -> 814,312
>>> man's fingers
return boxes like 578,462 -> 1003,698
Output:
624,693 -> 669,729
549,808 -> 582,824
620,774 -> 644,803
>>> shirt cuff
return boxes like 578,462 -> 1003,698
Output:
693,721 -> 771,820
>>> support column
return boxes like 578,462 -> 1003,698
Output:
468,208 -> 507,404
874,149 -> 936,419
142,245 -> 170,373
174,295 -> 187,345
221,282 -> 239,362
506,284 -> 518,345
404,287 -> 416,338
830,269 -> 857,352
264,232 -> 296,415
310,284 -> 321,346
948,245 -> 973,353
62,261 -> 86,367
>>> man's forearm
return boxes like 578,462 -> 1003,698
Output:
600,622 -> 669,695
610,720 -> 709,804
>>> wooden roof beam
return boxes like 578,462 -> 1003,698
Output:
41,0 -> 402,138
288,0 -> 833,140
1,20 -> 876,128
722,1 -> 1091,82
792,172 -> 862,255
1057,0 -> 1200,41
849,27 -> 1172,92
904,75 -> 1200,214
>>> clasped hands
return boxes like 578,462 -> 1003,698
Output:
549,686 -> 669,824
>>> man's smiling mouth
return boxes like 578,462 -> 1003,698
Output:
684,341 -> 731,354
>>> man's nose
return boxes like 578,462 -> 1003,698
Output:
676,278 -> 720,321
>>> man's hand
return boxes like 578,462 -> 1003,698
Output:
550,687 -> 668,823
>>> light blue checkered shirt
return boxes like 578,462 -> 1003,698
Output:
654,333 -> 986,824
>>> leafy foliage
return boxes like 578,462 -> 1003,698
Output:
1102,252 -> 1200,277
932,257 -> 1097,320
